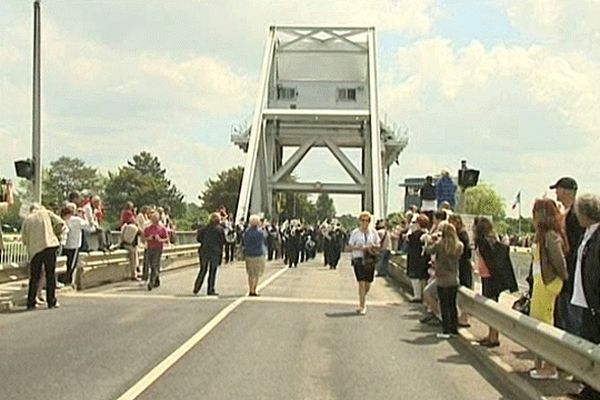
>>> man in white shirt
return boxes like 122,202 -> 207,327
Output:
61,203 -> 89,285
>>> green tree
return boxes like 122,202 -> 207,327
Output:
199,166 -> 244,215
464,183 -> 506,221
337,213 -> 357,232
174,203 -> 210,230
315,193 -> 336,222
42,157 -> 105,208
386,212 -> 404,226
104,152 -> 185,227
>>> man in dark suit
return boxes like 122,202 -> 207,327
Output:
193,213 -> 225,296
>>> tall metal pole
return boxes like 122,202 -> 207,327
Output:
32,0 -> 42,204
518,195 -> 522,237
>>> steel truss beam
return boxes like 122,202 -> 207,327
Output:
272,182 -> 365,194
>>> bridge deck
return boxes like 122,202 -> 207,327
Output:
0,256 -> 515,400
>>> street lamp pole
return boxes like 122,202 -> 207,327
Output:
32,0 -> 42,204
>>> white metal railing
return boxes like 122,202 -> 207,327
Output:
0,238 -> 28,267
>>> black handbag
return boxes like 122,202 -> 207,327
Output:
512,292 -> 530,315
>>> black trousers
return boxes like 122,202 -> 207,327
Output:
437,285 -> 459,334
224,242 -> 235,263
578,309 -> 600,399
194,253 -> 219,294
27,247 -> 59,308
61,248 -> 79,285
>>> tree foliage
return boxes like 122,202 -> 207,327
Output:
276,175 -> 317,223
464,183 -> 506,221
337,213 -> 357,232
42,157 -> 105,208
104,152 -> 184,226
174,203 -> 210,231
199,166 -> 244,215
315,193 -> 336,222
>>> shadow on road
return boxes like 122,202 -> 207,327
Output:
324,311 -> 362,318
400,334 -> 440,346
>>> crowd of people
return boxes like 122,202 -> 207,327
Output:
15,190 -> 178,308
3,172 -> 599,398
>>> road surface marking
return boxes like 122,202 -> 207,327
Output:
114,265 -> 290,400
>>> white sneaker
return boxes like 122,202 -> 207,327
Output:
359,307 -> 367,315
436,333 -> 453,339
529,370 -> 558,380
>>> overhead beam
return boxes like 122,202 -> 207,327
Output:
278,29 -> 320,50
272,182 -> 365,194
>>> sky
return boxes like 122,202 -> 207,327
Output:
1,0 -> 599,217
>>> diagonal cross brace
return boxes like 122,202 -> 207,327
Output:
322,138 -> 365,185
271,137 -> 316,183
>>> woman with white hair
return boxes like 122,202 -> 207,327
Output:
243,215 -> 267,296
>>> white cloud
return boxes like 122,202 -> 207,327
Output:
503,0 -> 600,57
380,36 -> 600,216
384,38 -> 600,136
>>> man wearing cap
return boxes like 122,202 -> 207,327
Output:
550,177 -> 585,336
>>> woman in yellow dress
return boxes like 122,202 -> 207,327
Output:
529,198 -> 569,380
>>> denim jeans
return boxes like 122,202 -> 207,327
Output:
146,248 -> 162,287
554,289 -> 583,336
194,253 -> 220,294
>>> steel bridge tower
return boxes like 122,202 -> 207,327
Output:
232,26 -> 408,222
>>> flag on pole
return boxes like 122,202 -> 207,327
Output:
512,191 -> 521,210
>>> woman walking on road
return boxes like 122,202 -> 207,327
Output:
529,199 -> 569,380
243,215 -> 267,296
347,211 -> 380,315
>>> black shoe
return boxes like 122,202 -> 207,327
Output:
207,292 -> 219,296
478,339 -> 500,348
147,283 -> 153,291
419,313 -> 436,323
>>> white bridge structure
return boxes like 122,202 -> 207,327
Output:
232,26 -> 408,222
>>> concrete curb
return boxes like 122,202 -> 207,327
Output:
458,328 -> 544,400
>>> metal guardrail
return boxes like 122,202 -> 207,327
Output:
74,243 -> 200,290
79,243 -> 199,267
389,253 -> 600,392
1,231 -> 198,268
459,288 -> 600,391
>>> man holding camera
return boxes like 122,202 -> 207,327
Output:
0,179 -> 15,260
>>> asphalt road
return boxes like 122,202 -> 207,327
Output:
0,255 -> 518,400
